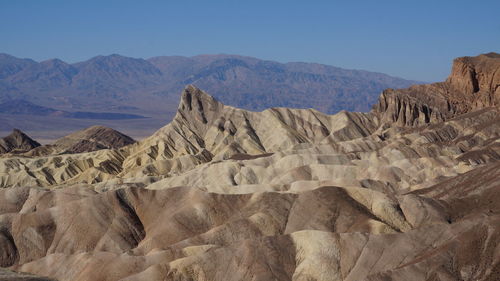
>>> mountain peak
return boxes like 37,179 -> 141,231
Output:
52,125 -> 136,154
72,54 -> 162,86
447,52 -> 500,97
84,54 -> 150,65
0,53 -> 19,60
40,58 -> 68,65
0,54 -> 37,78
0,128 -> 40,154
179,85 -> 223,113
88,54 -> 129,62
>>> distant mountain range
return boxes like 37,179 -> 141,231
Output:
0,99 -> 146,120
0,53 -> 420,117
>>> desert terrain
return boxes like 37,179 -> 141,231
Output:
0,53 -> 498,281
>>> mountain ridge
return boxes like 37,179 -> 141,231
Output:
0,128 -> 40,154
0,125 -> 136,157
0,53 -> 420,115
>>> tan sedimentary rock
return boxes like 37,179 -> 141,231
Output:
374,52 -> 500,127
24,125 -> 135,157
0,129 -> 40,154
0,176 -> 496,280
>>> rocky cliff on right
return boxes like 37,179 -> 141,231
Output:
374,52 -> 500,127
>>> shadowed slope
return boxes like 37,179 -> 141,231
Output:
0,180 -> 496,281
0,129 -> 40,154
24,125 -> 136,156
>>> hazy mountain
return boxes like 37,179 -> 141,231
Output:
71,54 -> 163,98
0,53 -> 420,116
25,125 -> 136,156
7,59 -> 78,90
0,128 -> 40,154
0,53 -> 36,79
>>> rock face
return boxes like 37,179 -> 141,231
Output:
0,54 -> 498,281
374,52 -> 500,126
52,125 -> 136,153
0,129 -> 40,154
447,52 -> 500,109
26,125 -> 136,156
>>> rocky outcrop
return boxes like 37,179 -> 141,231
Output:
373,86 -> 451,127
26,125 -> 135,156
374,52 -> 500,127
0,129 -> 40,154
447,52 -> 500,109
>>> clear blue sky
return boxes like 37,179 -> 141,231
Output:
1,0 -> 499,81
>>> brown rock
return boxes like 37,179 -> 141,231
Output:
0,129 -> 40,154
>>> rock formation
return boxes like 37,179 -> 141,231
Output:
374,52 -> 500,127
0,129 -> 40,154
0,53 -> 498,281
24,125 -> 136,156
50,125 -> 136,154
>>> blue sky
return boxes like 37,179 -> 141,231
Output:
0,0 -> 499,81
